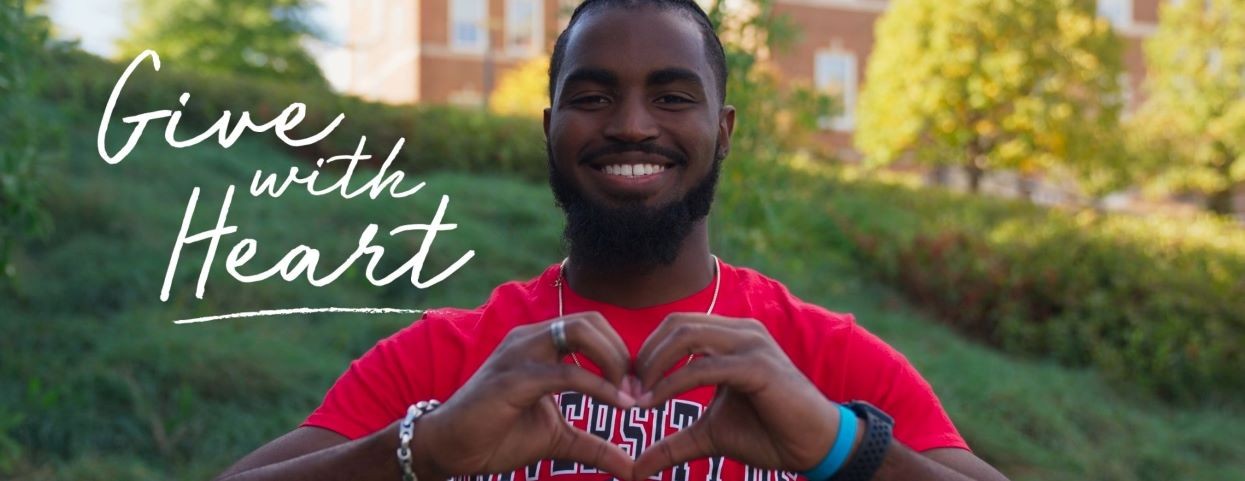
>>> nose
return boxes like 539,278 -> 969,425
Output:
603,96 -> 659,143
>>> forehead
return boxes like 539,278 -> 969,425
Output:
558,7 -> 712,90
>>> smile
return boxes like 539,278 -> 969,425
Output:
598,163 -> 668,177
585,160 -> 677,198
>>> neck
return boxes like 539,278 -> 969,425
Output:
564,222 -> 714,309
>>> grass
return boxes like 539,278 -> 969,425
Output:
1,114 -> 1242,481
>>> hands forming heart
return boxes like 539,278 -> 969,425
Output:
409,311 -> 845,481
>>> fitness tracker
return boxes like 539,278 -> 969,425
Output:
831,401 -> 894,481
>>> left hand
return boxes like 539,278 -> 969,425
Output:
631,313 -> 845,480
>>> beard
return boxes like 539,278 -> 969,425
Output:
548,143 -> 722,272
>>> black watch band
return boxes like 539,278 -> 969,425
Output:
830,401 -> 893,481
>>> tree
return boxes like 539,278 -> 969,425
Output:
117,0 -> 327,84
0,0 -> 57,287
704,0 -> 831,162
489,56 -> 549,118
856,0 -> 1123,193
1133,0 -> 1245,215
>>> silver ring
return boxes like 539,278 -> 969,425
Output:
550,319 -> 570,355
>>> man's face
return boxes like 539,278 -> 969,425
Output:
545,6 -> 735,269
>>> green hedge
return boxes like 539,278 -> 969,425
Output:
807,170 -> 1245,402
44,52 -> 549,181
40,51 -> 1244,401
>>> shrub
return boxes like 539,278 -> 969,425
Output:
806,170 -> 1245,401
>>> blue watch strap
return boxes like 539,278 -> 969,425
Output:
801,404 -> 858,481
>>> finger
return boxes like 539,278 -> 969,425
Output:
514,363 -> 637,408
635,314 -> 765,383
550,423 -> 636,480
635,313 -> 708,366
637,355 -> 765,408
574,311 -> 632,366
636,321 -> 764,391
633,421 -> 714,480
561,312 -> 632,385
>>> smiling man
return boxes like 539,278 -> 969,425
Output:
213,2 -> 1009,481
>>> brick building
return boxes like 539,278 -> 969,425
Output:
341,0 -> 1164,156
343,0 -> 566,106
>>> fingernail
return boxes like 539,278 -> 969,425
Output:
637,392 -> 653,407
620,376 -> 633,395
626,375 -> 643,396
618,390 -> 636,408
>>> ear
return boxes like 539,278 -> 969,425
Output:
716,105 -> 736,160
543,107 -> 552,142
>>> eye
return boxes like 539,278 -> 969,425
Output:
569,95 -> 610,107
656,95 -> 694,104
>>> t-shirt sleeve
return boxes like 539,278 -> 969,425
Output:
839,320 -> 969,452
302,316 -> 439,440
745,269 -> 969,454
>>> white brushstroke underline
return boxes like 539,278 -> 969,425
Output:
173,307 -> 426,324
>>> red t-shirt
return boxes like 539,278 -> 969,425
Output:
303,261 -> 968,481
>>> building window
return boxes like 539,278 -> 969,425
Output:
815,50 -> 857,131
451,0 -> 488,53
506,0 -> 543,55
1097,0 -> 1133,28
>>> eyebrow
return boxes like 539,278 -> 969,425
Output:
646,67 -> 704,91
560,67 -> 706,94
561,67 -> 619,91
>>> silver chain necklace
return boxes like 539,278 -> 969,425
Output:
556,255 -> 721,368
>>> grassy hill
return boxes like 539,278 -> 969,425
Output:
2,114 -> 1242,481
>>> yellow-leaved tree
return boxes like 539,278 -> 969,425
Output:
489,56 -> 550,118
856,0 -> 1123,193
1132,0 -> 1245,215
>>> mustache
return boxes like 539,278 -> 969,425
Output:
579,142 -> 688,166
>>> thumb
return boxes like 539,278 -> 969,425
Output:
549,424 -> 636,480
633,422 -> 714,481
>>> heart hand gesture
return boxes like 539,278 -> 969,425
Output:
631,314 -> 846,480
410,312 -> 638,481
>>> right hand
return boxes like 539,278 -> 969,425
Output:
410,311 -> 638,481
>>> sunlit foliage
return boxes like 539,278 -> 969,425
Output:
117,0 -> 326,84
1133,0 -> 1245,215
857,0 -> 1123,193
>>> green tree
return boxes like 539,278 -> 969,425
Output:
702,0 -> 833,261
856,0 -> 1123,193
704,0 -> 831,163
0,0 -> 57,288
1133,0 -> 1245,215
117,0 -> 327,84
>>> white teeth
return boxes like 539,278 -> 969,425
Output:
601,163 -> 668,177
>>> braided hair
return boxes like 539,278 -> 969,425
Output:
547,0 -> 728,104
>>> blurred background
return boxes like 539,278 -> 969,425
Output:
1,0 -> 1243,479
